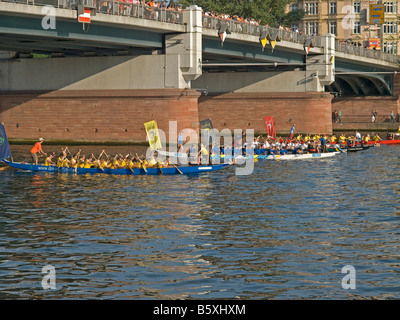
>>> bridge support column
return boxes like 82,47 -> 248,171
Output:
165,5 -> 202,85
306,33 -> 335,88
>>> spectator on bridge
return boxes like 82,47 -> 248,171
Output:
131,0 -> 138,16
168,3 -> 178,23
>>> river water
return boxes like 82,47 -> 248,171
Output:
1,144 -> 399,300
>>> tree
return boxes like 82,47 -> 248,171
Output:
178,0 -> 299,27
282,9 -> 305,27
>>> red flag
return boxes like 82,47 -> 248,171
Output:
263,116 -> 276,138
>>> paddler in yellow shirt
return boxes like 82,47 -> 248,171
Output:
57,153 -> 64,167
373,133 -> 382,141
198,144 -> 209,164
84,155 -> 94,168
57,147 -> 68,167
100,158 -> 111,170
126,156 -> 135,171
44,153 -> 56,166
78,155 -> 86,168
119,154 -> 128,168
92,150 -> 105,169
147,156 -> 157,167
69,150 -> 81,169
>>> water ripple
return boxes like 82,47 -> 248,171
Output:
1,144 -> 400,299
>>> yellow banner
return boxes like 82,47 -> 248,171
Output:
260,38 -> 268,48
144,120 -> 162,151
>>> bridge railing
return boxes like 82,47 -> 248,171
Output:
0,0 -> 183,23
1,0 -> 81,9
335,40 -> 398,64
95,1 -> 183,24
202,16 -> 318,47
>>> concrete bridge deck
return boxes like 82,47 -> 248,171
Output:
0,0 -> 399,72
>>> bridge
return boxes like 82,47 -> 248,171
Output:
1,0 -> 399,142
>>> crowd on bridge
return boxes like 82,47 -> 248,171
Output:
94,0 -> 303,34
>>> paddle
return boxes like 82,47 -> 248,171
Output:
157,162 -> 164,174
136,153 -> 147,173
173,163 -> 183,174
123,153 -> 134,174
95,151 -> 105,171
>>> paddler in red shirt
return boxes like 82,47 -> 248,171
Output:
30,138 -> 47,165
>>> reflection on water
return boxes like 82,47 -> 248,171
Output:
1,145 -> 400,299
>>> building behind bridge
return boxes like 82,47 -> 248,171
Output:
289,1 -> 399,55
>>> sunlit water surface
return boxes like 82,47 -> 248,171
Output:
1,144 -> 400,299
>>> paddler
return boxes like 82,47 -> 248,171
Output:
339,133 -> 346,144
78,155 -> 87,168
117,154 -> 128,168
198,144 -> 209,164
373,133 -> 382,141
92,150 -> 105,169
30,138 -> 47,165
69,149 -> 81,168
57,147 -> 68,167
44,153 -> 56,166
100,158 -> 111,170
85,155 -> 95,168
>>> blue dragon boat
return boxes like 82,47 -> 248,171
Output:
0,123 -> 228,175
1,160 -> 228,175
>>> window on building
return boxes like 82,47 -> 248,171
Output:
384,2 -> 397,14
353,21 -> 361,34
291,3 -> 299,11
353,2 -> 361,13
383,41 -> 397,54
329,21 -> 337,35
383,21 -> 397,34
330,2 -> 337,14
306,22 -> 319,35
305,2 -> 319,15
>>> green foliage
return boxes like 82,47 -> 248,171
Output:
177,0 -> 300,27
283,8 -> 305,26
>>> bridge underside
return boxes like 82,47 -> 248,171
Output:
326,75 -> 393,97
0,12 -> 163,56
